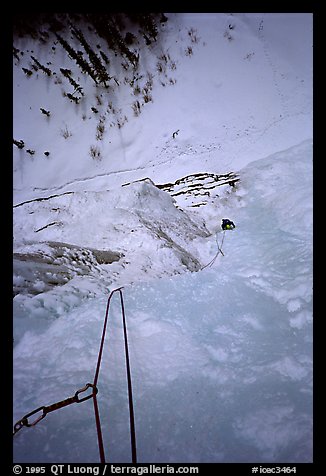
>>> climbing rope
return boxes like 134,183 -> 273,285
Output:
201,231 -> 226,270
13,287 -> 137,464
92,287 -> 137,464
201,219 -> 236,270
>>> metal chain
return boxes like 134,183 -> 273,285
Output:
13,383 -> 97,436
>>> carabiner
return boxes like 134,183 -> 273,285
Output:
75,383 -> 98,403
13,406 -> 46,435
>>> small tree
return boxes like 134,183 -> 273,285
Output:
89,145 -> 101,160
60,125 -> 72,139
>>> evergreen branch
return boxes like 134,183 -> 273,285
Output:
31,55 -> 52,75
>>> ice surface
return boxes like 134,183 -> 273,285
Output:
13,141 -> 312,463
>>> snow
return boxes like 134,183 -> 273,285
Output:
13,13 -> 312,464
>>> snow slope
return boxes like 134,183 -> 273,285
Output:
13,13 -> 313,464
13,13 -> 312,202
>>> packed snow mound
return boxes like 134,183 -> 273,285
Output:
13,140 -> 312,463
13,241 -> 122,297
13,179 -> 213,294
